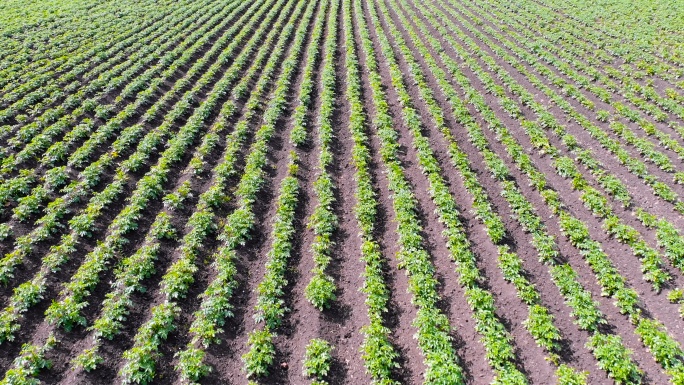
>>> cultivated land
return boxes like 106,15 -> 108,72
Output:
1,0 -> 684,384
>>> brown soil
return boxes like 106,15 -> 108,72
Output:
431,0 -> 684,339
4,1 -> 684,384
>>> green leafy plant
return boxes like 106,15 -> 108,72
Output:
305,273 -> 336,311
72,347 -> 104,372
242,330 -> 275,378
303,339 -> 333,383
586,333 -> 642,384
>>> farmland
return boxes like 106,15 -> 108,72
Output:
1,0 -> 684,383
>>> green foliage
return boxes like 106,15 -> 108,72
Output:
163,181 -> 192,209
305,272 -> 336,311
120,303 -> 178,384
524,305 -> 561,355
151,212 -> 176,240
596,109 -> 610,122
353,0 -> 469,380
175,346 -> 211,383
555,364 -> 588,385
342,3 -> 400,381
586,333 -> 642,384
668,289 -> 684,304
72,347 -> 103,372
1,335 -> 56,385
303,339 -> 333,381
5,0 -> 684,382
0,224 -> 11,241
242,330 -> 276,378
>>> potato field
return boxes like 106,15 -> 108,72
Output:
2,0 -> 684,383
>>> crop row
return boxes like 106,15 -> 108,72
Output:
341,1 -> 400,382
0,0 -> 302,381
0,0 -> 266,332
299,0 -> 341,382
354,0 -> 473,383
148,0 -> 317,382
438,1 -> 677,290
375,0 -> 594,382
0,0 -> 202,139
410,0 -> 684,381
304,0 -> 339,312
0,0 -> 265,346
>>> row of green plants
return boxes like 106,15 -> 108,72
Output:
72,223 -> 164,371
415,1 -> 684,381
522,0 -> 684,81
44,16 -> 269,332
636,209 -> 684,317
341,1 -> 400,381
142,27 -> 284,380
446,0 -> 684,215
0,0 -> 214,168
180,2 -> 320,381
175,118 -> 272,382
299,1 -> 339,381
0,0 -> 172,101
288,0 -> 328,147
0,0 -> 240,200
0,0 -> 185,129
379,0 -> 589,382
354,1 -> 468,383
400,2 -> 642,382
0,0 -> 264,290
122,1 -> 317,382
0,0 -> 269,345
0,3 -> 186,150
0,333 -> 57,384
242,153 -> 301,379
48,0 -> 279,334
244,2 -> 335,380
441,1 -> 674,291
439,0 -> 684,293
460,0 -> 668,282
6,7 -> 209,170
512,0 -> 684,100
368,0 -> 536,382
242,2 -> 328,382
305,0 -> 339,312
